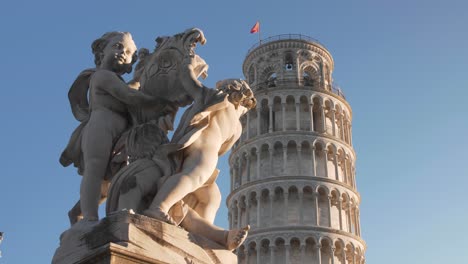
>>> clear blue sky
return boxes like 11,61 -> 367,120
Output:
1,0 -> 467,263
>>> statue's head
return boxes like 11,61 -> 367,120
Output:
91,32 -> 138,74
216,79 -> 257,111
139,28 -> 208,107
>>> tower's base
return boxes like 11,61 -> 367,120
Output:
52,211 -> 236,264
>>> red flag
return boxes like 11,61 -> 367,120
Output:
250,21 -> 260,34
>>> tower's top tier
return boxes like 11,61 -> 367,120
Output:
243,34 -> 344,98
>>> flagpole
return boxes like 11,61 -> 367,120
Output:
258,21 -> 261,44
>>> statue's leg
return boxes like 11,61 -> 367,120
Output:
68,200 -> 82,226
180,207 -> 249,250
146,148 -> 218,216
191,183 -> 221,224
80,132 -> 114,221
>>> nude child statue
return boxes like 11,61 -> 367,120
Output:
143,77 -> 257,226
60,32 -> 162,224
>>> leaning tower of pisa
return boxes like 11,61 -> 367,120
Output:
227,35 -> 366,264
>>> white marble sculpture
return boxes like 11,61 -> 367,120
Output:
58,28 -> 252,259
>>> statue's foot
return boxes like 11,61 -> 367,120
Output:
143,208 -> 177,225
225,225 -> 250,250
68,209 -> 83,226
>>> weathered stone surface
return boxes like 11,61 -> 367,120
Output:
52,211 -> 236,264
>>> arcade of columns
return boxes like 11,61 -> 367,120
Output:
227,35 -> 366,264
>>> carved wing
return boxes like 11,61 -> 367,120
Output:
67,68 -> 96,122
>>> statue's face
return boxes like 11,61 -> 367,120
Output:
101,34 -> 137,73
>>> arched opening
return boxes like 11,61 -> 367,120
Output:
273,97 -> 282,131
290,238 -> 301,263
249,192 -> 257,228
274,238 -> 286,264
312,97 -> 323,133
285,96 -> 296,131
324,100 -> 334,135
272,187 -> 285,226
288,186 -> 299,225
317,187 -> 330,227
285,141 -> 298,175
248,241 -> 257,264
320,239 -> 333,264
303,186 -> 315,225
302,65 -> 320,87
272,142 -> 283,176
300,141 -> 312,176
260,99 -> 269,135
314,143 -> 326,177
300,96 -> 311,131
259,144 -> 270,179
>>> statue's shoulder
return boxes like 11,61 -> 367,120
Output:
90,70 -> 123,89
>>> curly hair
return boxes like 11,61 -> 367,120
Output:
91,31 -> 138,73
216,79 -> 256,110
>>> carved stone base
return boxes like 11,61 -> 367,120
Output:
52,211 -> 237,264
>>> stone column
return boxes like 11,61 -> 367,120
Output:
320,106 -> 326,133
311,146 -> 317,176
256,243 -> 262,264
230,167 -> 234,191
237,203 -> 242,229
343,157 -> 348,185
246,111 -> 250,140
256,149 -> 261,180
347,202 -> 352,232
310,103 -> 315,132
327,195 -> 332,228
330,109 -> 336,136
246,153 -> 251,183
340,114 -> 345,140
313,193 -> 319,226
297,145 -> 302,175
334,153 -> 339,181
269,245 -> 275,264
331,247 -> 336,264
257,194 -> 261,227
357,209 -> 361,236
269,193 -> 274,226
338,198 -> 343,231
282,102 -> 286,131
316,245 -> 322,264
282,146 -> 287,175
284,191 -> 289,224
256,107 -> 261,136
296,102 -> 300,131
285,243 -> 290,263
238,157 -> 243,185
268,103 -> 273,133
245,199 -> 251,227
350,125 -> 353,146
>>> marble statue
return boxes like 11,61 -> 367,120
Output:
60,32 -> 167,225
56,28 -> 252,264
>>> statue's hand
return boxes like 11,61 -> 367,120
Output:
158,114 -> 174,133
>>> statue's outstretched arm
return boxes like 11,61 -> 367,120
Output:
95,70 -> 165,106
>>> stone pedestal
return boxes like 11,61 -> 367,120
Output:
52,211 -> 237,264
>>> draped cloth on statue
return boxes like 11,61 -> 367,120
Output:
59,69 -> 97,175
